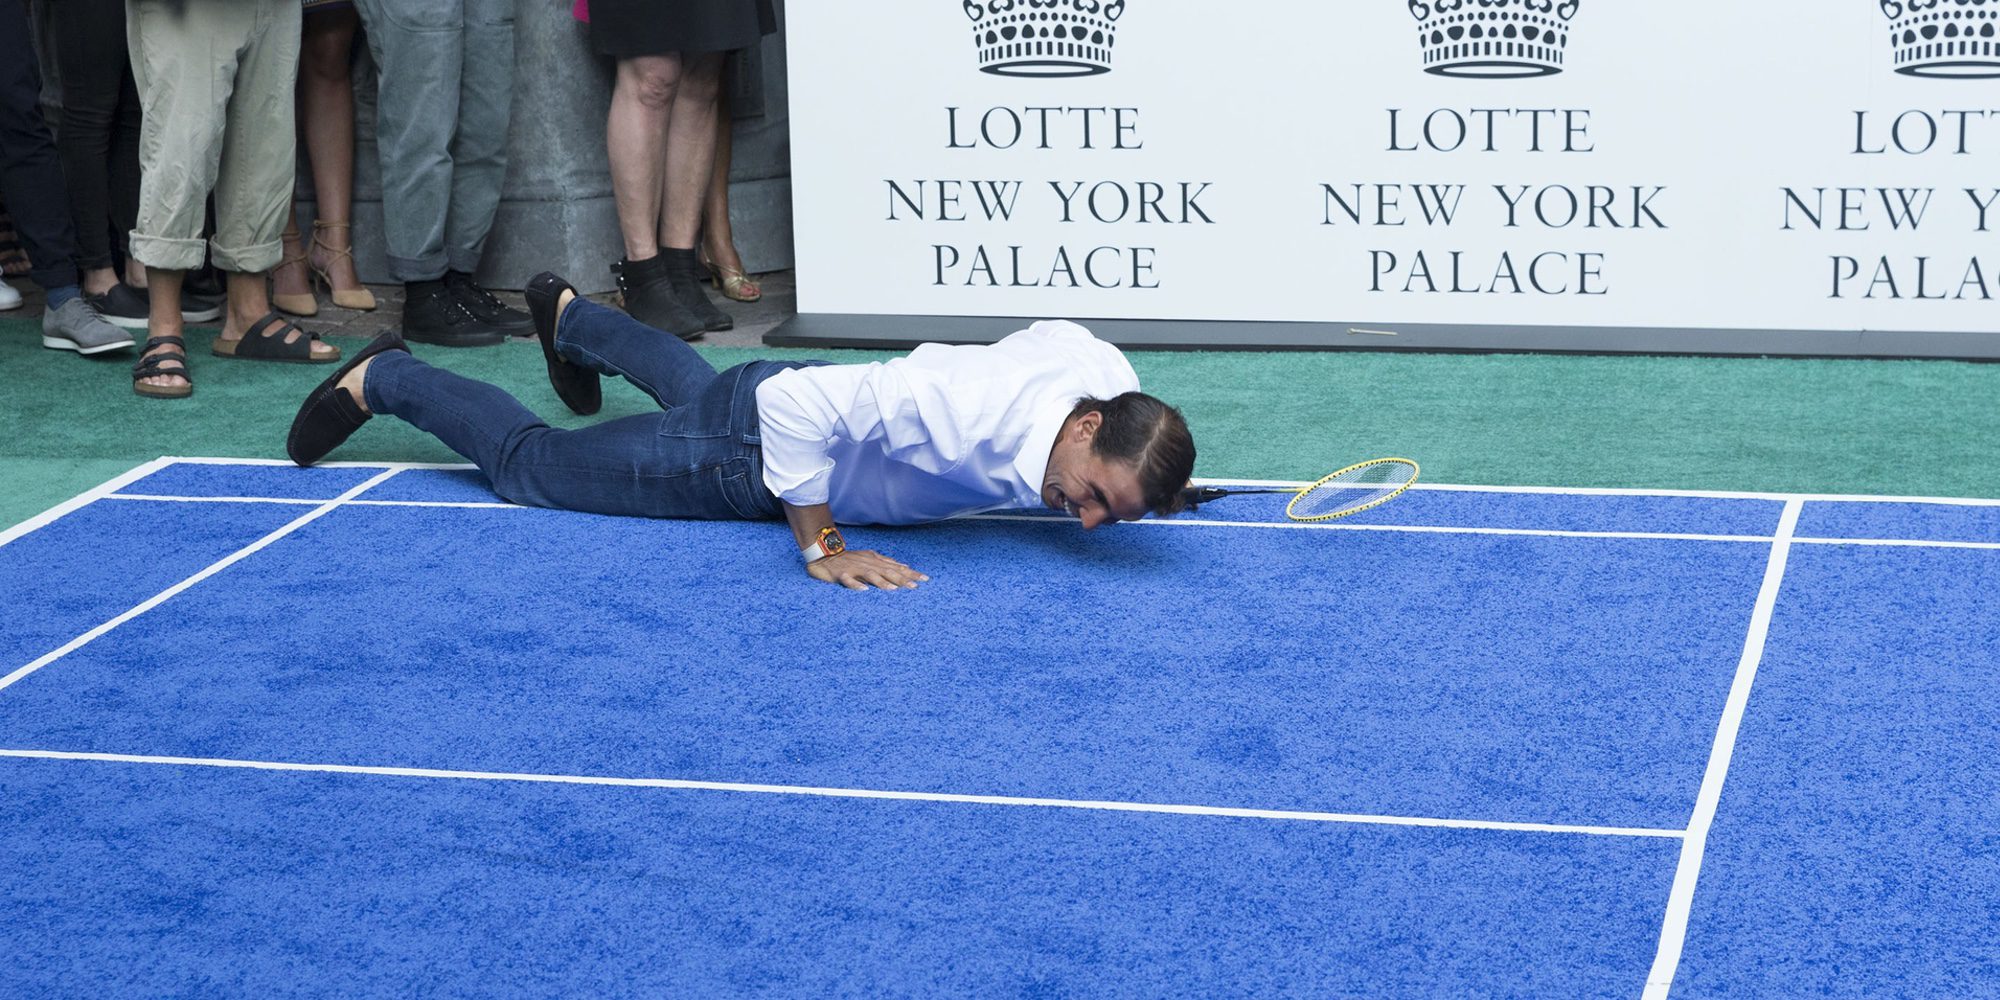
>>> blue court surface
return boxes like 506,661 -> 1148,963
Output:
2,458 -> 1995,998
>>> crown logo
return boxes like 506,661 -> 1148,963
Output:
1408,0 -> 1581,79
962,0 -> 1126,78
1880,0 -> 2000,78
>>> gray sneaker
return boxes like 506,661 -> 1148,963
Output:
42,297 -> 138,355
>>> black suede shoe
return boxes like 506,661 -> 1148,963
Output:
524,272 -> 601,416
287,330 -> 407,467
661,247 -> 733,332
88,282 -> 220,327
86,283 -> 152,329
445,270 -> 534,336
401,280 -> 507,347
613,255 -> 705,340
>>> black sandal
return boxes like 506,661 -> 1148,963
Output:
211,312 -> 341,364
132,335 -> 192,399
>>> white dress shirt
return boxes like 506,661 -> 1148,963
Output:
754,321 -> 1142,525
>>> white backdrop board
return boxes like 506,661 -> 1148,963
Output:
776,1 -> 2000,357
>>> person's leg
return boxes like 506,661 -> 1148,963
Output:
608,54 -> 679,263
2,0 -> 134,354
127,0 -> 235,390
356,350 -> 768,519
210,0 -> 331,358
659,52 -> 723,254
49,0 -> 131,293
553,296 -> 721,409
699,82 -> 759,302
299,5 -> 370,306
110,64 -> 144,288
271,195 -> 316,315
350,0 -> 459,284
654,51 -> 730,331
0,0 -> 82,298
440,0 -> 511,278
351,0 -> 506,345
604,53 -> 706,337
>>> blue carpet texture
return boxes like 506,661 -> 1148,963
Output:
0,756 -> 1676,997
1672,544 -> 2000,998
1,460 -> 1993,997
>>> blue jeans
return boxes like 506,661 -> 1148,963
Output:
365,299 -> 806,519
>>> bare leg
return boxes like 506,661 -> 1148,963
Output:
271,205 -> 313,304
299,8 -> 363,293
699,84 -> 758,300
607,54 -> 681,261
138,265 -> 188,392
216,268 -> 337,357
657,52 -> 723,253
80,265 -> 118,296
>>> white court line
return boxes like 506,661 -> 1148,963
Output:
1795,536 -> 2000,552
105,494 -> 521,510
973,513 -> 1771,544
96,494 -> 1774,544
107,494 -> 328,506
0,468 -> 404,697
1198,476 -> 2000,508
98,458 -> 2000,507
159,456 -> 476,471
89,493 -> 2000,550
1642,498 -> 1804,1000
0,457 -> 176,550
0,748 -> 1685,840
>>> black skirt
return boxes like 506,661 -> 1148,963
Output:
589,0 -> 778,58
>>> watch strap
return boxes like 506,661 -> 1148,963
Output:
801,526 -> 845,564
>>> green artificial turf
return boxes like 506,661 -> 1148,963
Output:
4,314 -> 1997,532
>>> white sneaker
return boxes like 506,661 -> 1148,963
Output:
42,297 -> 137,355
0,278 -> 22,311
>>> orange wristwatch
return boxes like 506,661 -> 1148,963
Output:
801,525 -> 846,564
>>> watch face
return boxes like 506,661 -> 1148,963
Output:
822,528 -> 846,556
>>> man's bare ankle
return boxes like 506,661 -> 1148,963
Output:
340,356 -> 375,414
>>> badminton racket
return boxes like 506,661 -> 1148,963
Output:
1181,457 -> 1420,522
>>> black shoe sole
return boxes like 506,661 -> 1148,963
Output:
524,272 -> 602,416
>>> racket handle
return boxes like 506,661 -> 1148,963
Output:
1182,486 -> 1229,507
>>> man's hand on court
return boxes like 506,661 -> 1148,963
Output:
808,550 -> 929,591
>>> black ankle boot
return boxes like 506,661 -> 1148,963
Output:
660,247 -> 733,333
613,254 -> 705,340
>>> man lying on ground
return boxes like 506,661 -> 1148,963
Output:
286,272 -> 1196,590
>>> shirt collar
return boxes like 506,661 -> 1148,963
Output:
1011,397 -> 1074,505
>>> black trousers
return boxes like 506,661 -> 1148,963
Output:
0,0 -> 81,291
50,0 -> 141,274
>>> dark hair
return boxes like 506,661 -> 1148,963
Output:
1070,392 -> 1196,516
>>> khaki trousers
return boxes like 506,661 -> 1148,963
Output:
127,0 -> 300,273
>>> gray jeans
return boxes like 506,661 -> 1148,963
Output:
352,0 -> 515,283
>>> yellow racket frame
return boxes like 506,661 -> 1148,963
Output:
1284,457 -> 1421,523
